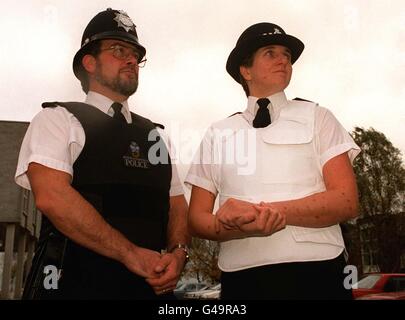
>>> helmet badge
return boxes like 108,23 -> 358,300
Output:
113,10 -> 136,32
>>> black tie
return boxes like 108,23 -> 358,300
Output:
253,98 -> 271,128
111,102 -> 127,123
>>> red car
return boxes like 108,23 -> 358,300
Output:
356,291 -> 405,300
352,273 -> 405,299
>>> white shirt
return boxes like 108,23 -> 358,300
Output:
185,91 -> 361,270
15,91 -> 184,196
186,91 -> 360,195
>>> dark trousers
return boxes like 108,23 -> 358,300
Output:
23,236 -> 177,300
221,253 -> 353,300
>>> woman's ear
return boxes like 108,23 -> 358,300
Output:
240,65 -> 252,81
82,54 -> 97,74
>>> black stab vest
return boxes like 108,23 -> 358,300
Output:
39,102 -> 172,298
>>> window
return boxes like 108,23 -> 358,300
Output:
355,274 -> 381,289
384,277 -> 405,292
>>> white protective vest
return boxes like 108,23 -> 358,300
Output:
214,100 -> 344,272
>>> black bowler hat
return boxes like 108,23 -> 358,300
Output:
73,8 -> 146,80
226,22 -> 304,83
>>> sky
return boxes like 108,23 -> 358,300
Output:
1,0 -> 404,180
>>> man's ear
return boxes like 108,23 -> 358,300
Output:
82,55 -> 97,74
239,65 -> 252,81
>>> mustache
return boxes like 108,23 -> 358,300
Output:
120,67 -> 137,73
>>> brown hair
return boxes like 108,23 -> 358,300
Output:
76,40 -> 102,93
239,52 -> 254,97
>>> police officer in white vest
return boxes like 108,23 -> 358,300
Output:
186,22 -> 360,299
15,8 -> 190,299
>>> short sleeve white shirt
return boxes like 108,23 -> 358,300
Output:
15,91 -> 184,196
185,91 -> 360,196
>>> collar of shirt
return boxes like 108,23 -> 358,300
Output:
243,91 -> 288,126
85,91 -> 132,123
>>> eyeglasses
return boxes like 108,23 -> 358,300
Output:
101,44 -> 147,67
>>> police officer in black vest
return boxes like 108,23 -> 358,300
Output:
16,8 -> 190,299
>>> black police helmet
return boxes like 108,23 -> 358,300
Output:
73,8 -> 146,80
226,22 -> 304,83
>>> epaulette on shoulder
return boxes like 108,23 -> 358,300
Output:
227,111 -> 242,118
153,122 -> 165,129
42,102 -> 59,108
293,97 -> 314,103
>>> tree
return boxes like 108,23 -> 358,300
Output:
348,127 -> 405,272
351,127 -> 405,217
183,238 -> 220,284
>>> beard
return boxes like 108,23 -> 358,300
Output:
94,63 -> 138,97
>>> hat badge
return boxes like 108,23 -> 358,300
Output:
261,28 -> 282,36
114,10 -> 136,32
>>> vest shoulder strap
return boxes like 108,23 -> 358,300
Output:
293,97 -> 315,103
42,101 -> 95,111
281,99 -> 317,120
227,111 -> 242,118
42,101 -> 110,122
153,123 -> 165,129
130,111 -> 162,130
42,101 -> 162,129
